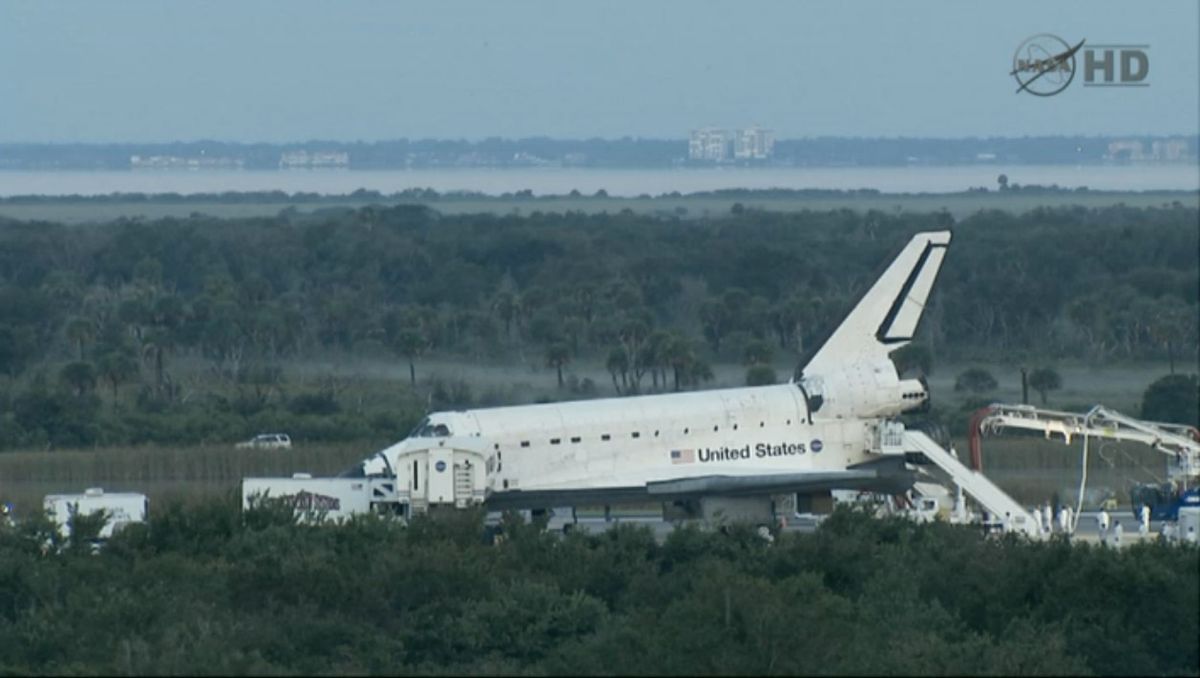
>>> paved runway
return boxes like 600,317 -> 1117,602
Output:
550,509 -> 1176,546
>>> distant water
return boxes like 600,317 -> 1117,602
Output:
0,164 -> 1197,198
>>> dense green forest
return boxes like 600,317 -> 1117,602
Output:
0,203 -> 1196,450
0,505 -> 1195,675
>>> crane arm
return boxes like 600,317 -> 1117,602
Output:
970,403 -> 1200,485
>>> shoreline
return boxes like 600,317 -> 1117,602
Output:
1,164 -> 1198,199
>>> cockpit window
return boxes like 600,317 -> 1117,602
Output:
408,417 -> 452,438
798,377 -> 824,414
408,417 -> 430,438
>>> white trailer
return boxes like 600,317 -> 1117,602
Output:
44,488 -> 148,540
241,474 -> 403,523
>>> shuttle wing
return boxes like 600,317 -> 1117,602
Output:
647,470 -> 881,496
485,458 -> 912,510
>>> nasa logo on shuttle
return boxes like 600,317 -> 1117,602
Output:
435,461 -> 447,473
811,439 -> 824,453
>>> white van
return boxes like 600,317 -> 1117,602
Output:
236,433 -> 292,450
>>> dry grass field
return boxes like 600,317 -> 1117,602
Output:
0,441 -> 374,514
0,412 -> 1172,516
0,356 -> 1185,515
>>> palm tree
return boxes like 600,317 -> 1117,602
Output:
97,350 -> 139,401
491,290 -> 520,340
699,300 -> 727,353
545,343 -> 571,388
606,347 -> 630,395
1148,303 -> 1187,374
663,334 -> 696,392
141,329 -> 174,395
640,331 -> 672,391
64,318 -> 95,361
619,319 -> 649,393
687,359 -> 715,389
394,330 -> 427,386
59,361 -> 97,397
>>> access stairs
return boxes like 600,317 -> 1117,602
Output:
899,429 -> 1041,538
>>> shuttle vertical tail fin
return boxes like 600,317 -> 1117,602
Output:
802,230 -> 951,376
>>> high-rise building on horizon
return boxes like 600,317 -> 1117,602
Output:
690,126 -> 774,162
689,127 -> 731,161
1150,139 -> 1187,161
279,150 -> 350,169
734,125 -> 774,160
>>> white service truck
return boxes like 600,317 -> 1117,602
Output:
242,437 -> 489,523
44,488 -> 148,540
242,474 -> 403,522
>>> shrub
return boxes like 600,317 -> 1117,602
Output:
745,365 -> 777,386
287,392 -> 340,416
1141,373 -> 1199,426
954,367 -> 998,394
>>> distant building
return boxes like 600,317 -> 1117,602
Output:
511,152 -> 554,167
130,154 -> 244,169
690,126 -> 773,162
733,126 -> 774,160
279,150 -> 350,169
453,152 -> 496,167
1150,139 -> 1187,162
1102,139 -> 1195,163
689,128 -> 732,162
1105,140 -> 1145,162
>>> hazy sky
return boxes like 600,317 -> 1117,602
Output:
1,0 -> 1197,142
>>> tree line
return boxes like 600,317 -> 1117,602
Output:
0,202 -> 1195,450
0,503 -> 1194,675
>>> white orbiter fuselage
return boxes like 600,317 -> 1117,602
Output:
348,230 -> 952,510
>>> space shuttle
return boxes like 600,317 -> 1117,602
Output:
339,230 -> 952,523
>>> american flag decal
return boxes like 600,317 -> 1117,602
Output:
670,449 -> 695,464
